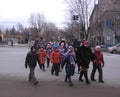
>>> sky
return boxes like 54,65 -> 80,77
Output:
0,0 -> 67,28
0,0 -> 95,29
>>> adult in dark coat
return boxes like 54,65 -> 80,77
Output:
76,40 -> 93,84
25,46 -> 40,85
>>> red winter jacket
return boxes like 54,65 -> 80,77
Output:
38,49 -> 46,64
93,50 -> 104,66
50,49 -> 62,64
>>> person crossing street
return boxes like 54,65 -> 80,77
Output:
25,46 -> 40,85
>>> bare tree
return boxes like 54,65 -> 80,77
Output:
10,26 -> 16,34
43,22 -> 59,42
0,26 -> 5,34
64,0 -> 91,39
29,13 -> 46,36
16,23 -> 24,33
0,28 -> 3,34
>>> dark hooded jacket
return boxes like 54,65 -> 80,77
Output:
76,45 -> 93,69
25,46 -> 40,68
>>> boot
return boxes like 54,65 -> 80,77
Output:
84,71 -> 90,85
28,75 -> 32,82
34,81 -> 38,85
79,71 -> 84,82
69,77 -> 73,87
43,68 -> 45,71
91,78 -> 96,81
69,82 -> 73,87
51,71 -> 54,75
64,75 -> 68,82
99,80 -> 104,83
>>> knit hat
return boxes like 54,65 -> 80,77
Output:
95,45 -> 101,51
68,45 -> 73,49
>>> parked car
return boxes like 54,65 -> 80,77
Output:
100,45 -> 108,52
108,43 -> 120,54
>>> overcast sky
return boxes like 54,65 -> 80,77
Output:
0,0 -> 95,28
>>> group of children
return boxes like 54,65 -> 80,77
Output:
25,40 -> 105,87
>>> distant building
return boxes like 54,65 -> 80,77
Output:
89,0 -> 120,46
2,34 -> 26,44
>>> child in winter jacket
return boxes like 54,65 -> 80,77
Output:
38,47 -> 47,71
50,46 -> 62,76
25,46 -> 40,85
64,50 -> 76,87
91,45 -> 105,83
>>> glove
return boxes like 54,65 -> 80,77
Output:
101,61 -> 104,67
101,63 -> 104,67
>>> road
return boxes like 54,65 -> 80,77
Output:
0,46 -> 120,97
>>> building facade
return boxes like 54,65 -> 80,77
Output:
89,0 -> 120,46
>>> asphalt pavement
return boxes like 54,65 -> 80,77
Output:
0,46 -> 120,97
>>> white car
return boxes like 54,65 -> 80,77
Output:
108,43 -> 120,54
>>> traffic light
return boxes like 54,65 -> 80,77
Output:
73,15 -> 79,20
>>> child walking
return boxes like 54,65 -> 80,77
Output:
50,46 -> 62,76
38,47 -> 47,71
25,46 -> 40,85
91,45 -> 105,83
64,50 -> 76,87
